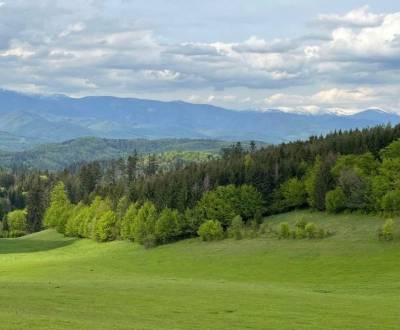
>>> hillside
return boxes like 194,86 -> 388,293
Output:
1,211 -> 399,329
0,90 -> 398,146
0,137 -> 264,170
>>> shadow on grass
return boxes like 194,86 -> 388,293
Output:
0,238 -> 77,254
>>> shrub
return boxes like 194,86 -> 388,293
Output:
379,219 -> 395,241
228,215 -> 244,240
317,227 -> 326,239
295,226 -> 306,239
94,210 -> 117,242
279,222 -> 290,239
305,222 -> 317,239
8,230 -> 26,238
197,220 -> 224,241
295,217 -> 307,229
381,190 -> 400,216
258,222 -> 270,235
325,187 -> 346,213
7,209 -> 27,233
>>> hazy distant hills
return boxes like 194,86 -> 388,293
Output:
0,89 -> 398,151
0,137 -> 266,170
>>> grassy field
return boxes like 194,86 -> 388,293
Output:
1,210 -> 400,329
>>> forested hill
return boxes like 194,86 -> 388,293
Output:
0,89 -> 399,146
0,137 -> 265,171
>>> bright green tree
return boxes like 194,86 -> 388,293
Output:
131,201 -> 158,247
44,182 -> 72,233
120,203 -> 139,240
94,210 -> 117,242
155,208 -> 181,243
280,178 -> 307,209
7,209 -> 27,234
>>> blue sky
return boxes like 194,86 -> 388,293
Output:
0,0 -> 399,113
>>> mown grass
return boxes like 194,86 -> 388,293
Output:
1,210 -> 400,329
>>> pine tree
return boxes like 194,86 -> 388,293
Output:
26,176 -> 46,233
127,151 -> 138,184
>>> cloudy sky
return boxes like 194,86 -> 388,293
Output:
0,0 -> 399,114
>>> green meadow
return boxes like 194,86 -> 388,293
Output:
1,210 -> 400,329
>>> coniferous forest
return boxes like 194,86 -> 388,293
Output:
2,124 -> 400,245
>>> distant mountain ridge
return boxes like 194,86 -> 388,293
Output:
0,89 -> 398,149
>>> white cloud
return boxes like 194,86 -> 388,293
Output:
0,3 -> 399,113
316,6 -> 385,28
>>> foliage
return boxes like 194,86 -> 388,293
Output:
120,203 -> 139,241
325,187 -> 346,213
94,210 -> 117,242
305,223 -> 317,239
131,202 -> 158,247
381,190 -> 400,216
195,184 -> 263,228
197,220 -> 224,241
155,208 -> 181,243
378,219 -> 395,241
7,209 -> 27,233
228,215 -> 245,240
44,182 -> 72,233
279,222 -> 290,239
280,178 -> 307,209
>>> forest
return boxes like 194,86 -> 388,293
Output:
1,124 -> 400,245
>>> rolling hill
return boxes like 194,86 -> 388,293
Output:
1,211 -> 399,329
0,137 -> 263,170
0,89 -> 398,148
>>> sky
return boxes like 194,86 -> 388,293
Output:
0,0 -> 399,114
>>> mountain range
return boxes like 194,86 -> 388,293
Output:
0,89 -> 399,151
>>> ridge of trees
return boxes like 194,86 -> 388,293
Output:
2,124 -> 400,243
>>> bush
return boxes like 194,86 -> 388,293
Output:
295,226 -> 306,239
8,230 -> 26,238
197,220 -> 224,241
228,215 -> 244,240
317,227 -> 326,239
7,209 -> 27,233
325,187 -> 346,213
305,222 -> 317,239
94,210 -> 117,242
381,190 -> 400,215
279,222 -> 290,239
295,217 -> 307,230
379,219 -> 395,241
258,222 -> 271,235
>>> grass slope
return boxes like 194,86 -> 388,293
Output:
1,211 -> 400,329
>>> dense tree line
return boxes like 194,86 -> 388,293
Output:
2,124 -> 400,243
